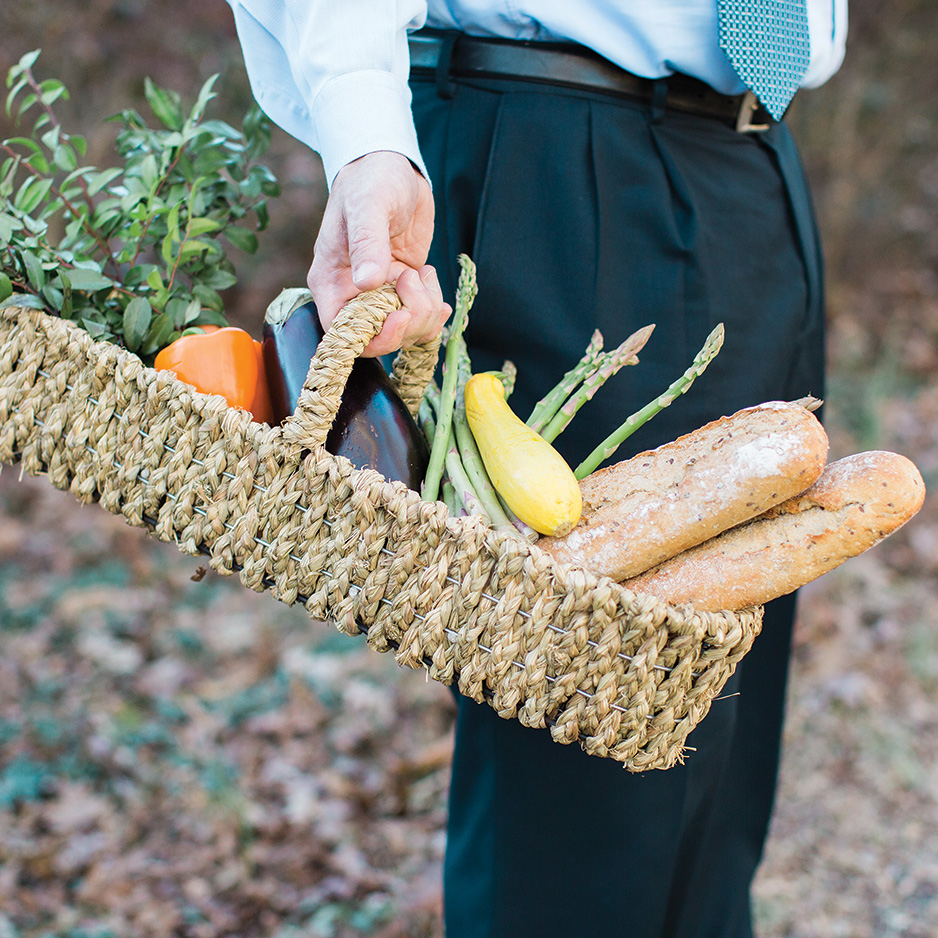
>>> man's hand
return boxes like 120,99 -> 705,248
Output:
308,151 -> 451,357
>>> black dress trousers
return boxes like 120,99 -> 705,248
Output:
409,58 -> 825,938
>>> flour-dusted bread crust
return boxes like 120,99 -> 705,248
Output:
623,451 -> 926,611
537,401 -> 829,581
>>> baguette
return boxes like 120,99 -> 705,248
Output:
623,451 -> 926,611
537,401 -> 829,581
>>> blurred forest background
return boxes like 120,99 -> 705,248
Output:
1,1 -> 937,936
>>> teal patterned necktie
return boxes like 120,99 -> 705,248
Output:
718,0 -> 811,120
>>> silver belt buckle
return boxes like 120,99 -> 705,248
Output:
735,90 -> 771,133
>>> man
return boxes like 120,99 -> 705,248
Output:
225,3 -> 847,936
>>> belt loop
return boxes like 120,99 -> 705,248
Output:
435,31 -> 460,100
650,78 -> 668,124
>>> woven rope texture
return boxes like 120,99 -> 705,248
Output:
0,296 -> 762,770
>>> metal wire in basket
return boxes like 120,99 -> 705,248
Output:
0,288 -> 762,771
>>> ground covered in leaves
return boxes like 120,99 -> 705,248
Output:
0,370 -> 935,938
0,472 -> 453,937
2,1 -> 938,935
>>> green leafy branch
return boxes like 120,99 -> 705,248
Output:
0,50 -> 280,360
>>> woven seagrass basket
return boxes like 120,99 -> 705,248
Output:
0,287 -> 762,771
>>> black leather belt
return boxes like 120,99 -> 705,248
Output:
409,31 -> 777,133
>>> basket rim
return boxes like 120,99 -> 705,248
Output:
0,299 -> 762,631
0,299 -> 768,768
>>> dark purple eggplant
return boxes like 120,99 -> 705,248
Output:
262,290 -> 429,491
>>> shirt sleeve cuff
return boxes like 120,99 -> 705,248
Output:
310,70 -> 428,188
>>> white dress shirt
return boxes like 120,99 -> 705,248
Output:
226,0 -> 847,187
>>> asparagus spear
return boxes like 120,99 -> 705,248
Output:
452,343 -> 515,528
496,360 -> 517,399
419,324 -> 507,523
441,479 -> 459,516
539,324 -> 655,443
526,330 -> 604,433
574,322 -> 725,479
445,435 -> 490,521
424,371 -> 491,519
418,393 -> 437,446
422,255 -> 477,502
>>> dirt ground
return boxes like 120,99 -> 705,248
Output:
0,382 -> 935,938
2,1 -> 938,935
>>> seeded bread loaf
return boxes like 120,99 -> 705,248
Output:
537,401 -> 829,581
622,451 -> 926,611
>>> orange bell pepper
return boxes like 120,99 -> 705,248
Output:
250,338 -> 275,425
154,326 -> 274,424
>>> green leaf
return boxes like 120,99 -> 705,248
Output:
15,50 -> 42,74
141,312 -> 178,356
0,212 -> 20,244
14,93 -> 38,124
259,174 -> 280,198
22,251 -> 45,291
238,174 -> 262,200
182,297 -> 203,324
0,292 -> 44,310
178,238 -> 213,261
123,264 -> 155,288
84,166 -> 122,196
40,125 -> 60,152
161,230 -> 176,266
14,176 -> 54,215
191,146 -> 230,177
52,143 -> 77,171
3,136 -> 48,173
190,305 -> 228,327
169,134 -> 191,154
137,153 -> 159,192
59,278 -> 73,318
150,286 -> 170,312
1,153 -> 15,179
122,296 -> 152,350
191,284 -> 224,312
5,76 -> 29,119
65,268 -> 114,292
199,267 -> 238,290
223,226 -> 258,254
195,118 -> 241,142
243,104 -> 272,160
165,200 -> 182,242
38,78 -> 67,107
144,77 -> 183,131
0,273 -> 12,303
81,317 -> 110,339
63,214 -> 91,246
188,74 -> 219,125
187,216 -> 221,237
164,296 -> 189,328
41,283 -> 63,309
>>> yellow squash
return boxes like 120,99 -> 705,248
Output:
464,372 -> 582,536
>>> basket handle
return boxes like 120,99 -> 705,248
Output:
280,284 -> 440,454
